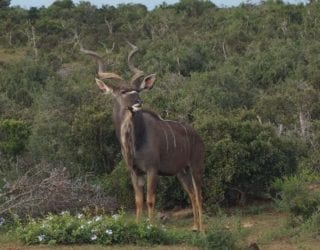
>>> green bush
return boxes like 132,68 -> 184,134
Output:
156,176 -> 189,209
0,119 -> 30,156
195,224 -> 236,250
194,111 -> 304,207
101,160 -> 189,210
303,209 -> 320,236
70,100 -> 120,174
273,174 -> 320,221
103,111 -> 304,211
15,211 -> 185,245
101,161 -> 134,209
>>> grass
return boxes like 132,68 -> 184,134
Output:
0,47 -> 26,63
0,245 -> 196,250
163,204 -> 320,249
0,203 -> 319,250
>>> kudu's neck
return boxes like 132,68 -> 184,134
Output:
112,101 -> 147,156
113,101 -> 135,168
113,101 -> 130,138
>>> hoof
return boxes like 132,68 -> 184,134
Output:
191,225 -> 199,232
191,225 -> 205,233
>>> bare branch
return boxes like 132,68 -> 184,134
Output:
104,18 -> 113,35
0,165 -> 117,217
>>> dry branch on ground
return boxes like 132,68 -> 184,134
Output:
0,163 -> 117,216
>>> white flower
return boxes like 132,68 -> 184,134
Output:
105,229 -> 113,235
112,214 -> 119,221
0,217 -> 5,226
37,234 -> 45,242
94,216 -> 102,222
77,213 -> 84,219
47,215 -> 53,221
91,234 -> 97,241
60,211 -> 68,215
80,225 -> 85,229
87,220 -> 92,225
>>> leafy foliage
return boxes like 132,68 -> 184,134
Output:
198,112 -> 303,206
196,224 -> 236,250
273,173 -> 320,221
100,161 -> 134,209
0,119 -> 30,156
15,212 -> 187,245
0,0 -> 319,212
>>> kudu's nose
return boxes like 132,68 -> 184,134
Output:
130,99 -> 143,112
136,99 -> 143,106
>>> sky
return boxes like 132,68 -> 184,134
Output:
10,0 -> 308,10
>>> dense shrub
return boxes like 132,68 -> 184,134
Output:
0,60 -> 51,107
156,176 -> 189,209
0,119 -> 30,156
194,224 -> 237,250
15,212 -> 187,245
100,161 -> 134,209
303,210 -> 320,236
100,160 -> 189,210
1,0 -> 320,215
273,173 -> 320,221
102,111 -> 305,210
194,112 -> 304,207
70,99 -> 120,174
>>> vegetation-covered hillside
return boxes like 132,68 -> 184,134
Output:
0,0 -> 320,214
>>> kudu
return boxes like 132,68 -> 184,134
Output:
81,43 -> 204,231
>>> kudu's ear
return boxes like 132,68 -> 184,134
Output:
95,78 -> 114,95
136,74 -> 156,91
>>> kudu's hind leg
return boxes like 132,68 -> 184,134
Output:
131,171 -> 144,222
191,171 -> 203,232
177,170 -> 201,231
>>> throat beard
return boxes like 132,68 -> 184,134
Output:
128,104 -> 142,113
120,111 -> 135,168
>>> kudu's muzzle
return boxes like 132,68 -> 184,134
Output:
130,99 -> 143,112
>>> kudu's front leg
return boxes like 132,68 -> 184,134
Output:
131,171 -> 144,222
147,170 -> 159,221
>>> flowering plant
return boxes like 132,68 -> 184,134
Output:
15,211 -> 184,245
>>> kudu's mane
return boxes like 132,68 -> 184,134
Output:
132,110 -> 147,151
132,109 -> 175,151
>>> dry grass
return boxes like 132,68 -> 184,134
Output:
0,47 -> 26,63
222,209 -> 320,250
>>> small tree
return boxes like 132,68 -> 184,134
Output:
0,119 -> 30,156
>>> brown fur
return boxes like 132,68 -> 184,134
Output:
83,45 -> 204,231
